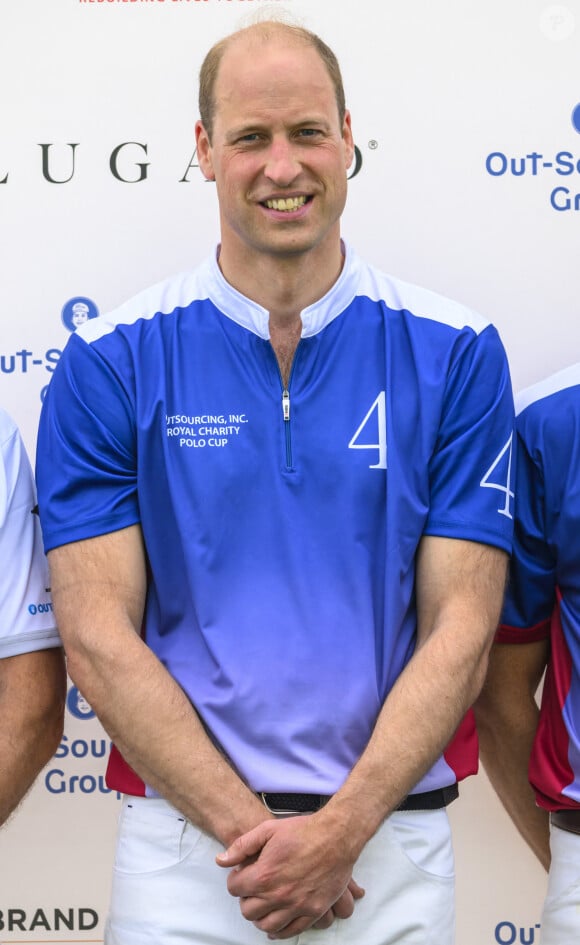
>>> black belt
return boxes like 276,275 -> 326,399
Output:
551,809 -> 580,836
260,783 -> 458,815
398,783 -> 458,811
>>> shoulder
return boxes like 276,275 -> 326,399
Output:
354,255 -> 489,335
75,255 -> 217,347
515,364 -> 580,448
511,366 -> 580,511
516,363 -> 580,418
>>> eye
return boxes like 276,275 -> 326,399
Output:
296,128 -> 322,139
237,133 -> 262,144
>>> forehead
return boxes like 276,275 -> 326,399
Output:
213,37 -> 338,127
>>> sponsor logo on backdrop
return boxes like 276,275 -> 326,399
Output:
62,297 -> 100,333
67,685 -> 96,720
43,685 -> 120,798
0,907 -> 99,934
494,921 -> 541,944
0,296 -> 99,403
0,348 -> 61,404
485,103 -> 580,212
0,142 -> 364,185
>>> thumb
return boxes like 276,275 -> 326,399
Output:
216,822 -> 271,868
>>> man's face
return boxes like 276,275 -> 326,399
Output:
72,305 -> 89,327
196,37 -> 354,265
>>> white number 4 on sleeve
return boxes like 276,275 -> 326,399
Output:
480,433 -> 514,519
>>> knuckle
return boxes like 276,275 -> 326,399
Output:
309,898 -> 326,917
254,867 -> 278,892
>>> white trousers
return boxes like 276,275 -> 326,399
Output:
105,795 -> 455,945
540,823 -> 580,944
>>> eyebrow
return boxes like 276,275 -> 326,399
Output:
224,118 -> 333,142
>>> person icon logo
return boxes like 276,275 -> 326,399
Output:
61,296 -> 100,333
66,686 -> 96,720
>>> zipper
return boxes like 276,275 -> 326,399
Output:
282,388 -> 292,468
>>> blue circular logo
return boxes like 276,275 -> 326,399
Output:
61,296 -> 99,333
572,103 -> 580,133
66,686 -> 96,720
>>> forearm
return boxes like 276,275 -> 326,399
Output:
324,610 -> 492,856
64,621 -> 269,846
321,539 -> 508,858
474,642 -> 550,871
477,700 -> 549,869
0,649 -> 66,825
49,530 -> 270,846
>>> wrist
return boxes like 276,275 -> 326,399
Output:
215,797 -> 274,848
315,793 -> 378,864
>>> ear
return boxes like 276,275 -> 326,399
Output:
342,110 -> 355,172
195,120 -> 215,181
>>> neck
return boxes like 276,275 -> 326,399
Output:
217,237 -> 344,329
217,236 -> 345,386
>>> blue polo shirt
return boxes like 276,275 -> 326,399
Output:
499,364 -> 580,809
37,245 -> 514,797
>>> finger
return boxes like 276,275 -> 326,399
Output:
238,896 -> 277,922
312,910 -> 334,930
328,889 -> 354,920
249,903 -> 331,938
227,867 -> 258,898
263,914 -> 318,940
216,824 -> 271,868
347,877 -> 366,900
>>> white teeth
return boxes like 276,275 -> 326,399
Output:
265,196 -> 307,212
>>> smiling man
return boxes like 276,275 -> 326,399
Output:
37,19 -> 514,945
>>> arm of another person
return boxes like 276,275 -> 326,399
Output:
219,536 -> 508,939
474,639 -> 550,870
0,647 -> 65,826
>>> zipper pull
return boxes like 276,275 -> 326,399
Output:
282,389 -> 290,421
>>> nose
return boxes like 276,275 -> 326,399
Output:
264,137 -> 301,187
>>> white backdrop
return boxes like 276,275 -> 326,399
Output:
2,1 -> 578,942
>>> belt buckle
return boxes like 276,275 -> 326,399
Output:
259,792 -> 329,816
260,792 -> 302,817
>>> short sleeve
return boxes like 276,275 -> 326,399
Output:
0,410 -> 60,658
498,412 -> 555,644
36,333 -> 140,553
425,325 -> 515,553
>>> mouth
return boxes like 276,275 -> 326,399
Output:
262,195 -> 311,213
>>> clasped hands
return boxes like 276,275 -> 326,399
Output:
216,812 -> 365,940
